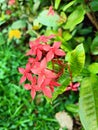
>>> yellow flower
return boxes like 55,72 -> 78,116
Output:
9,29 -> 21,40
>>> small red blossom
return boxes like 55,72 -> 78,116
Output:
24,77 -> 40,99
66,82 -> 80,91
6,10 -> 11,15
8,0 -> 15,6
46,42 -> 65,61
48,6 -> 55,16
31,58 -> 57,87
18,63 -> 32,84
26,43 -> 43,60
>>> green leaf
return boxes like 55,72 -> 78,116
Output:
68,44 -> 85,76
65,104 -> 79,113
91,36 -> 98,55
11,20 -> 26,29
79,75 -> 98,130
90,0 -> 98,12
55,0 -> 61,9
88,63 -> 98,74
0,0 -> 5,3
63,31 -> 72,41
0,33 -> 5,45
37,10 -> 59,27
64,5 -> 85,31
63,0 -> 76,11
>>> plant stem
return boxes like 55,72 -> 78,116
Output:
86,12 -> 98,30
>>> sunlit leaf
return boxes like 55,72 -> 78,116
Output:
37,10 -> 59,27
79,75 -> 98,130
64,5 -> 85,31
68,44 -> 85,76
11,20 -> 26,29
88,63 -> 98,74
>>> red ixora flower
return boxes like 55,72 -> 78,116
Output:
8,0 -> 15,6
18,63 -> 32,84
40,78 -> 60,98
31,58 -> 57,87
19,34 -> 66,99
6,10 -> 11,15
48,6 -> 55,16
46,42 -> 65,61
66,82 -> 80,91
24,77 -> 40,99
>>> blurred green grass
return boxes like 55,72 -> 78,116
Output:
0,43 -> 61,130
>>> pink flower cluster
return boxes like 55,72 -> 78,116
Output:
19,35 -> 65,99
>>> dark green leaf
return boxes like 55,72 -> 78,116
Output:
91,36 -> 98,55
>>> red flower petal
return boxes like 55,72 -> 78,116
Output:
37,49 -> 42,60
73,82 -> 80,88
54,49 -> 65,56
31,89 -> 36,99
42,87 -> 52,98
40,58 -> 47,69
32,76 -> 37,85
50,81 -> 61,87
43,44 -> 51,51
45,69 -> 57,78
18,68 -> 25,74
46,50 -> 54,61
27,73 -> 33,81
26,63 -> 31,72
20,75 -> 26,84
48,6 -> 54,16
53,42 -> 61,48
26,49 -> 33,56
38,74 -> 45,87
24,84 -> 31,90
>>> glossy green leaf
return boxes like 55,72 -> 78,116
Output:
63,0 -> 76,11
37,10 -> 59,27
68,44 -> 85,76
91,36 -> 98,55
88,63 -> 98,74
11,20 -> 26,29
63,31 -> 72,41
79,75 -> 98,130
64,5 -> 85,31
65,104 -> 78,113
55,0 -> 61,9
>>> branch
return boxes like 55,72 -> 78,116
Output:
86,12 -> 98,30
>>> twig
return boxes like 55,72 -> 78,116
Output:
86,12 -> 98,30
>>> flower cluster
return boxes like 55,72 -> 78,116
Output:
19,35 -> 65,99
